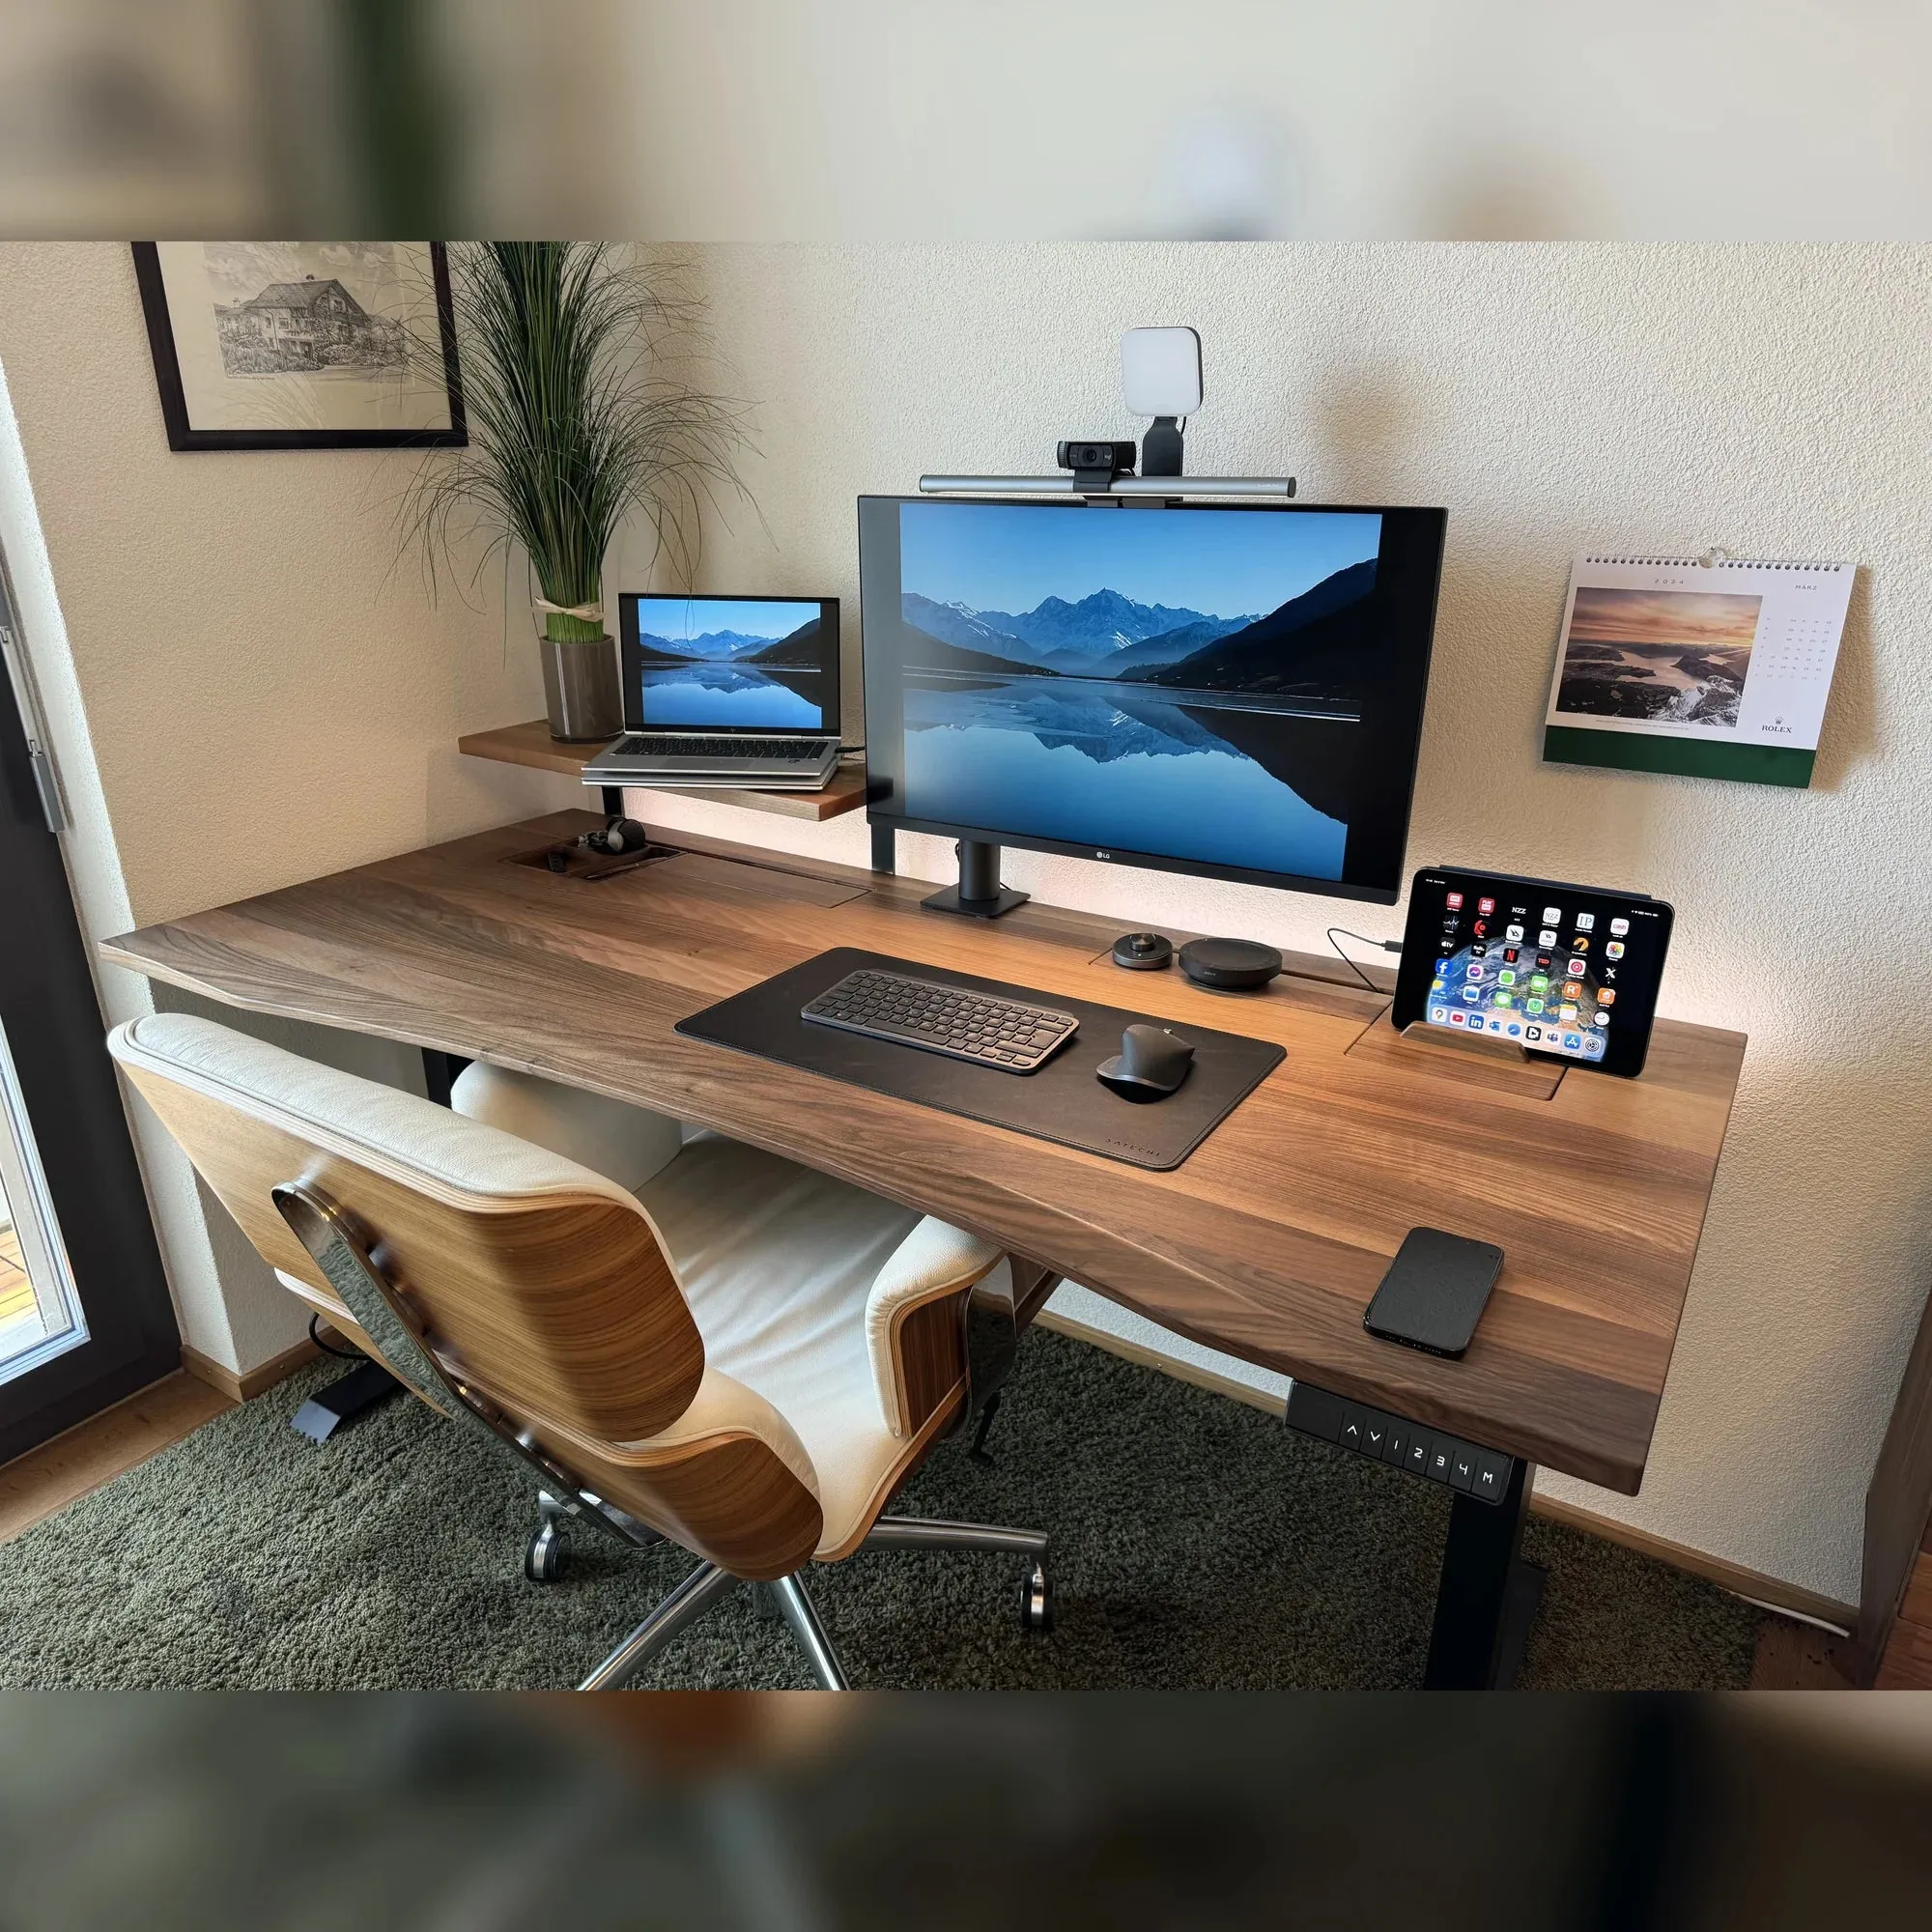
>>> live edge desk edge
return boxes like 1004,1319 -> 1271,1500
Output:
99,810 -> 1747,1501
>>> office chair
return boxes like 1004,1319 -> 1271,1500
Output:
108,1013 -> 1056,1690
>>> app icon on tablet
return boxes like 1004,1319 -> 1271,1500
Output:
1432,1007 -> 1448,1022
1505,924 -> 1523,942
1543,906 -> 1561,923
1446,893 -> 1463,909
1478,898 -> 1495,914
1609,917 -> 1629,936
1538,928 -> 1557,947
1576,912 -> 1596,931
1605,941 -> 1624,959
1597,988 -> 1616,1005
1524,1025 -> 1543,1041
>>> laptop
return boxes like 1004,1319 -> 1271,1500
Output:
582,593 -> 841,790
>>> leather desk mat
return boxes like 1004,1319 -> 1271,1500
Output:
676,947 -> 1285,1171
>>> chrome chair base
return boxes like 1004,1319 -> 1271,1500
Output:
578,1516 -> 1052,1690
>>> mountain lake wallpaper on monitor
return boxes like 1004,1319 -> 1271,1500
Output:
630,597 -> 831,730
885,501 -> 1390,882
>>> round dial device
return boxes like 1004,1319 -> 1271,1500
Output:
1111,931 -> 1175,971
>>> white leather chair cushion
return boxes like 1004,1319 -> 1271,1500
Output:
638,1132 -> 938,1556
621,1365 -> 818,1497
449,1062 -> 684,1191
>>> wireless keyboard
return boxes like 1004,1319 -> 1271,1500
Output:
611,735 -> 835,759
801,968 -> 1079,1073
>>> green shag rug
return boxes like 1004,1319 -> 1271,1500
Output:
0,1329 -> 1762,1689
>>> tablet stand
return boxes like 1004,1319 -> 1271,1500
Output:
1399,1020 -> 1532,1065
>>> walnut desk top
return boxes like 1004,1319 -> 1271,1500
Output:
101,811 -> 1745,1494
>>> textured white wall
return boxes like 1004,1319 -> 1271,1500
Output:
0,242 -> 560,1372
624,242 -> 1932,1604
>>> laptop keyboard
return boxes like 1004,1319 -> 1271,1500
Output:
612,735 -> 835,760
801,968 -> 1079,1073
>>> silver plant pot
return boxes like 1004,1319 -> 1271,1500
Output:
539,635 -> 622,743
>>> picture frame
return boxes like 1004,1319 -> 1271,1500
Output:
130,242 -> 467,451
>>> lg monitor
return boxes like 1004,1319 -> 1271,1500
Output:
857,497 -> 1446,913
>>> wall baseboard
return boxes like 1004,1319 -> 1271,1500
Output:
181,1334 -> 320,1405
1036,1306 -> 1859,1639
1525,1492 -> 1855,1635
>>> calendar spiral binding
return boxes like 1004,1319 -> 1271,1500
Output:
1581,554 -> 1846,572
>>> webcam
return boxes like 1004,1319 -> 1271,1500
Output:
1057,439 -> 1137,490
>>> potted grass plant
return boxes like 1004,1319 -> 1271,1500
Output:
404,242 -> 749,741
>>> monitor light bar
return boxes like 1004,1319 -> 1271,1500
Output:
917,474 -> 1296,497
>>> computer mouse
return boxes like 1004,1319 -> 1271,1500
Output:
1096,1023 -> 1195,1099
1112,930 -> 1174,971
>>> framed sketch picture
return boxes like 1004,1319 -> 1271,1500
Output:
131,242 -> 466,450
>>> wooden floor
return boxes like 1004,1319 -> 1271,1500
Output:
1750,1615 -> 1859,1689
0,1371 -> 233,1544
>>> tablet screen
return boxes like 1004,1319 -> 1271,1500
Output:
1394,869 -> 1674,1078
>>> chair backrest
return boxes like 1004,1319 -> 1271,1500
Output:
109,1012 -> 706,1444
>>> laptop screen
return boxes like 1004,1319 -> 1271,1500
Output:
619,594 -> 839,735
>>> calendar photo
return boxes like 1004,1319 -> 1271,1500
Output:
1543,554 -> 1854,787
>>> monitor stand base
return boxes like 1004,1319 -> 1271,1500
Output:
922,881 -> 1031,919
922,839 -> 1030,920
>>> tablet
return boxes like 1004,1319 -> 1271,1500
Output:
1391,867 -> 1674,1078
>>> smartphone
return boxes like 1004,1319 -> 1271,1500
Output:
1363,1226 -> 1504,1358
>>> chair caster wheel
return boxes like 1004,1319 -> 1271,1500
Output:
525,1520 -> 567,1582
1017,1560 -> 1054,1633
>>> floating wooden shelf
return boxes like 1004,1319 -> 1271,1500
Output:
458,720 -> 868,822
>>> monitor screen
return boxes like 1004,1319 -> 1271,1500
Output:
857,498 -> 1445,903
619,594 -> 839,734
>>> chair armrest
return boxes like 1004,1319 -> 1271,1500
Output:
866,1217 -> 1006,1437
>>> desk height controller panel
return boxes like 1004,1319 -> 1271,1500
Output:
1286,1381 -> 1519,1506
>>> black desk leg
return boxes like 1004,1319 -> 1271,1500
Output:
1423,1457 -> 1548,1689
420,1049 -> 470,1110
